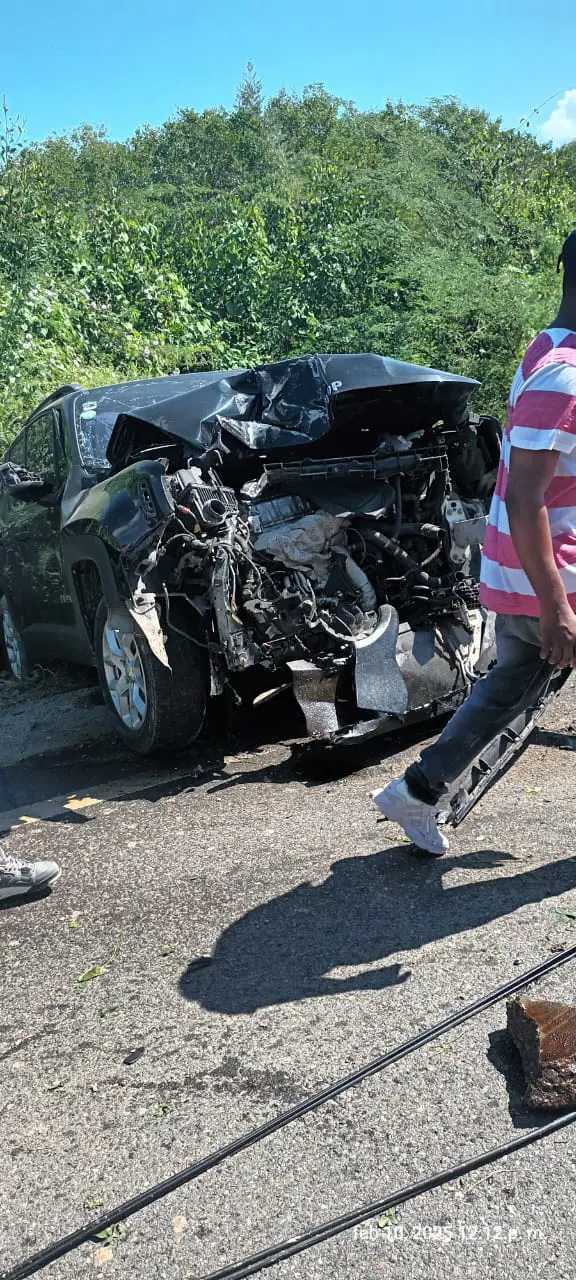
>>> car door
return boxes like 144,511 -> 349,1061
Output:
18,410 -> 76,640
0,427 -> 35,627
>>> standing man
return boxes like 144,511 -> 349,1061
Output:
374,230 -> 576,854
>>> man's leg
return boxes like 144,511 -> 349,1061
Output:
373,615 -> 552,853
406,614 -> 550,803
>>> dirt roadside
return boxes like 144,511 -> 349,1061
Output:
0,665 -> 114,768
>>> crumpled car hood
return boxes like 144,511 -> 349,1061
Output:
98,354 -> 479,464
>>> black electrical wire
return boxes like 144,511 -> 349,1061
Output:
3,942 -> 576,1280
196,1109 -> 576,1280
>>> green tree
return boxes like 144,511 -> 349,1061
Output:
2,86 -> 576,444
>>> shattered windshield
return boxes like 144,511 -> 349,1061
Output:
74,399 -> 115,469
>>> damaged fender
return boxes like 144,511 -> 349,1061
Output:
108,590 -> 171,671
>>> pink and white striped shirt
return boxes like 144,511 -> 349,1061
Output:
479,327 -> 576,617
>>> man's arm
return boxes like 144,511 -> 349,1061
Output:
505,446 -> 576,667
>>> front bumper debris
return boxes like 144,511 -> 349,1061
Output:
443,667 -> 572,827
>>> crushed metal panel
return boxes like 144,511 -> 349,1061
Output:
288,661 -> 340,736
354,606 -> 408,716
100,353 -> 479,466
108,595 -> 171,670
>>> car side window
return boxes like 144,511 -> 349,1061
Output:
25,412 -> 58,486
7,431 -> 26,466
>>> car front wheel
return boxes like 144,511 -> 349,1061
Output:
0,596 -> 29,680
94,599 -> 208,755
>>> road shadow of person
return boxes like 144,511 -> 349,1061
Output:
179,845 -> 576,1015
0,883 -> 55,912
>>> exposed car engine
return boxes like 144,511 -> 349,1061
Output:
126,406 -> 499,741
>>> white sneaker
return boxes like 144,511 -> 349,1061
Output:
0,848 -> 61,900
372,777 -> 449,856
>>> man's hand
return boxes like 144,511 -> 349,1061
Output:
539,604 -> 576,668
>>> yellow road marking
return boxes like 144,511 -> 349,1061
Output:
0,769 -> 194,835
65,795 -> 102,811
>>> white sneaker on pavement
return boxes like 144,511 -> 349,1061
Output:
372,776 -> 449,856
0,848 -> 61,900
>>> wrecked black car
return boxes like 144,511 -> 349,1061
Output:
0,355 -> 501,755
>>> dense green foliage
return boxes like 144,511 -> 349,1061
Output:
1,76 -> 576,450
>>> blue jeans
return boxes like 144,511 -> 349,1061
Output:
405,614 -> 553,804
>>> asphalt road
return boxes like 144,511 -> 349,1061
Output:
3,673 -> 576,1280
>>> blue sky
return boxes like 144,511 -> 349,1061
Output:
1,0 -> 575,145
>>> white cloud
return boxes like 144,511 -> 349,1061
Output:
539,89 -> 576,146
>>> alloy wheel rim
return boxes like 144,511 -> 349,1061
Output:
102,622 -> 147,731
2,608 -> 24,680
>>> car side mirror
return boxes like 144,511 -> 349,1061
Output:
8,479 -> 54,502
0,462 -> 54,502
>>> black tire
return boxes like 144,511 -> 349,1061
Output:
0,595 -> 29,680
94,599 -> 208,755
